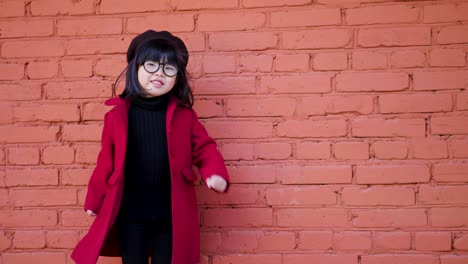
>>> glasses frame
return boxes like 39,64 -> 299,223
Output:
142,61 -> 178,77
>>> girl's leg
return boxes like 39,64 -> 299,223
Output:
117,222 -> 150,264
150,225 -> 172,264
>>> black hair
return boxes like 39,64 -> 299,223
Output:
113,39 -> 194,108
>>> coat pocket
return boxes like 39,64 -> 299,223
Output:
181,167 -> 198,181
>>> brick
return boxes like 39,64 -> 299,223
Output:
75,144 -> 100,164
274,53 -> 309,72
10,189 -> 77,206
99,0 -> 170,14
373,232 -> 411,250
424,3 -> 468,23
209,32 -> 278,51
361,254 -> 439,264
284,254 -> 358,263
61,168 -> 92,186
266,186 -> 337,206
187,54 -> 203,78
2,40 -> 65,58
2,253 -> 66,264
67,37 -> 130,55
238,54 -> 273,72
430,48 -> 466,67
82,102 -> 109,121
334,231 -> 371,250
61,59 -> 93,78
380,93 -> 452,114
219,141 -> 254,161
13,103 -> 80,122
313,52 -> 348,70
259,74 -> 331,94
279,165 -> 352,184
454,233 -> 468,250
432,208 -> 468,227
419,185 -> 468,205
352,51 -> 387,70
283,29 -> 352,49
334,142 -> 369,160
62,124 -> 102,142
46,230 -> 80,249
192,99 -> 223,118
352,209 -> 427,227
433,163 -> 468,183
277,208 -> 348,227
8,147 -> 39,165
0,63 -> 24,80
0,126 -> 59,143
198,13 -> 265,31
179,34 -> 206,52
171,0 -> 238,10
95,58 -> 125,78
415,232 -> 452,251
13,231 -> 45,249
336,72 -> 409,92
212,254 -> 281,264
298,231 -> 332,250
61,209 -> 94,227
200,231 -> 221,253
296,142 -> 331,159
390,50 -> 426,68
58,18 -> 122,36
271,8 -> 341,28
226,165 -> 276,184
45,81 -> 111,99
0,0 -> 24,18
0,103 -> 13,124
0,20 -> 53,38
257,231 -> 295,251
0,189 -> 8,206
242,0 -> 311,8
358,27 -> 431,47
254,142 -> 291,160
372,141 -> 408,160
0,231 -> 12,250
43,145 -> 75,164
432,117 -> 468,135
227,97 -> 296,117
193,77 -> 256,95
413,70 -> 468,91
216,230 -> 260,253
435,25 -> 468,44
5,168 -> 58,187
457,92 -> 468,111
203,55 -> 235,74
127,14 -> 194,33
0,148 -> 5,164
204,121 -> 273,139
277,119 -> 347,138
451,139 -> 468,158
0,210 -> 57,227
27,61 -> 58,79
441,256 -> 468,264
408,139 -> 448,159
351,118 -> 425,137
196,186 -> 258,206
347,5 -> 419,25
203,208 -> 273,227
356,165 -> 430,184
31,0 -> 95,15
343,186 -> 414,206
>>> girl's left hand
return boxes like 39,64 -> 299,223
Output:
206,175 -> 227,192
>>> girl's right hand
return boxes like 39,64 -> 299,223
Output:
86,210 -> 97,217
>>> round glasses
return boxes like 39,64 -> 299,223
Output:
142,60 -> 178,77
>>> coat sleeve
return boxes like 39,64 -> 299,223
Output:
84,112 -> 115,213
190,110 -> 230,188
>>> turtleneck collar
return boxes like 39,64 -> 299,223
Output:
131,93 -> 170,111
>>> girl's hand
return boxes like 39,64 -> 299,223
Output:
206,175 -> 227,192
86,210 -> 97,217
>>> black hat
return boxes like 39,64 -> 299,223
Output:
126,30 -> 189,67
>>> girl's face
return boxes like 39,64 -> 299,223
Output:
137,58 -> 177,97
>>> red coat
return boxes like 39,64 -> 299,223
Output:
71,96 -> 229,264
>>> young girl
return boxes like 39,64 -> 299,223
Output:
71,30 -> 229,264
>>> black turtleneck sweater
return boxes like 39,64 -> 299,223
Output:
118,94 -> 172,224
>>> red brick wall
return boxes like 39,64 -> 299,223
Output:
1,0 -> 468,263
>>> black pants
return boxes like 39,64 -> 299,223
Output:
117,221 -> 172,264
